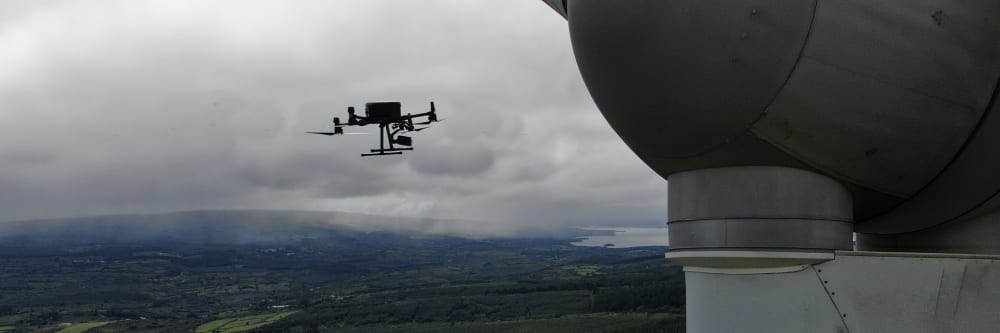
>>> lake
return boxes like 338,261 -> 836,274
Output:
571,227 -> 669,248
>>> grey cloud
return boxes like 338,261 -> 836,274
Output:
408,143 -> 495,176
0,1 -> 670,233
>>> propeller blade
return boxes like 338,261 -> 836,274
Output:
306,131 -> 340,136
414,118 -> 445,125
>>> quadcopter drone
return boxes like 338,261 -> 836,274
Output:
307,101 -> 442,157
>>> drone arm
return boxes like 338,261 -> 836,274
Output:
388,126 -> 403,138
347,106 -> 369,125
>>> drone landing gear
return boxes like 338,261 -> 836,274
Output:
362,148 -> 412,157
361,124 -> 414,157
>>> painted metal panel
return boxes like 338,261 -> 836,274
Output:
753,0 -> 1000,197
540,0 -> 566,18
858,207 -> 1000,254
668,218 -> 852,250
683,252 -> 1000,332
557,0 -> 1000,246
859,88 -> 1000,234
666,166 -> 852,251
686,269 -> 847,332
668,166 -> 852,222
568,0 -> 816,157
816,253 -> 1000,332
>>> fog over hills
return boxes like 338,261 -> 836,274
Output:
0,210 -> 585,244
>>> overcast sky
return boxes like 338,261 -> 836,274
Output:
0,1 -> 668,233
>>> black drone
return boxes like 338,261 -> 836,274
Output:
307,101 -> 442,157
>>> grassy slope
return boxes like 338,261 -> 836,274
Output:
0,213 -> 682,333
196,311 -> 297,333
327,313 -> 684,333
55,321 -> 113,333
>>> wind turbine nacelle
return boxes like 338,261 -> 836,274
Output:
556,0 -> 1000,253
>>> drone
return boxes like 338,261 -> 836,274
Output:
307,101 -> 442,157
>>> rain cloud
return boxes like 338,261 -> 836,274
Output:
0,1 -> 668,234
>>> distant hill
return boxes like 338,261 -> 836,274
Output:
0,210 -> 583,244
0,210 -> 371,244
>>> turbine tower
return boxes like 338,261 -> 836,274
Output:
543,1 -> 1000,331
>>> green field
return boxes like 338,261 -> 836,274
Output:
563,264 -> 602,276
55,321 -> 112,333
0,212 -> 683,333
328,313 -> 683,333
196,311 -> 297,333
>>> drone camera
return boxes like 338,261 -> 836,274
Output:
394,135 -> 412,146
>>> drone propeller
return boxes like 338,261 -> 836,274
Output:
306,131 -> 339,136
414,118 -> 445,125
306,131 -> 368,136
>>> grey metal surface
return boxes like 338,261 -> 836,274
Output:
684,252 -> 1000,332
667,250 -> 834,269
556,0 -> 1000,251
568,0 -> 816,158
859,207 -> 1000,254
818,253 -> 1000,332
754,0 -> 1000,198
667,167 -> 853,251
668,166 -> 852,222
641,132 -> 902,221
540,0 -> 566,18
669,219 -> 852,250
686,267 -> 847,332
859,86 -> 1000,235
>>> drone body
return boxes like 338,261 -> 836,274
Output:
307,102 -> 440,157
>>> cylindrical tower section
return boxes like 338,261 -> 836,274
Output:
666,166 -> 853,268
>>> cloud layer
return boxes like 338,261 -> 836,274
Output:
0,1 -> 668,233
